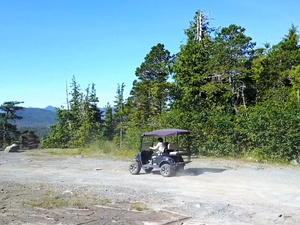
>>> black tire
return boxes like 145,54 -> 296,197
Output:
160,164 -> 174,177
129,161 -> 141,175
144,168 -> 153,173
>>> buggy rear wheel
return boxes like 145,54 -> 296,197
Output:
129,161 -> 141,175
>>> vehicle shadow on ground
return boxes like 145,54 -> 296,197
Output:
181,168 -> 226,176
150,167 -> 226,176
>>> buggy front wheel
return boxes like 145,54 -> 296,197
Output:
129,161 -> 141,175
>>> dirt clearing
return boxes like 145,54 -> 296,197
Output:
0,150 -> 299,224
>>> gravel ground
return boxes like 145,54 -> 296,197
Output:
0,149 -> 299,225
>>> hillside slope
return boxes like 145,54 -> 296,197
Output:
14,108 -> 57,127
11,108 -> 57,139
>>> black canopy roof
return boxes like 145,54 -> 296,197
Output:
142,129 -> 191,137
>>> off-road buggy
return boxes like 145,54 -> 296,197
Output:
129,129 -> 192,177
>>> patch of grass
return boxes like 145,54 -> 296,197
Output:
240,150 -> 293,166
195,153 -> 296,167
25,148 -> 80,157
45,148 -> 81,156
98,198 -> 110,205
79,140 -> 138,160
28,193 -> 69,209
131,203 -> 148,211
28,198 -> 90,209
72,200 -> 86,209
36,138 -> 139,161
39,141 -> 137,160
26,191 -> 92,209
24,185 -> 115,211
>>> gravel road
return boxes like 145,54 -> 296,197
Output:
0,150 -> 299,225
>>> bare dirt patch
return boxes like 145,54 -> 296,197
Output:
0,150 -> 299,224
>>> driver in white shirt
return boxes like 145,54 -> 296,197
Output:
150,137 -> 165,154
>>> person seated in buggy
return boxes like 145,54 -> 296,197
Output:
149,137 -> 165,158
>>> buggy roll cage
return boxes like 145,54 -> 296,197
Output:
140,128 -> 192,160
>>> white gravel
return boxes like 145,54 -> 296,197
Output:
0,150 -> 299,225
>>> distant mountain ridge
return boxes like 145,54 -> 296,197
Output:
14,107 -> 57,128
45,105 -> 57,112
10,106 -> 106,139
9,107 -> 57,140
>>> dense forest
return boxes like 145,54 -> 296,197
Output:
1,11 -> 299,162
0,101 -> 41,150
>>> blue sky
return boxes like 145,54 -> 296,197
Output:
0,0 -> 299,108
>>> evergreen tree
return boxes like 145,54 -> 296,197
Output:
270,25 -> 300,81
172,11 -> 217,134
212,24 -> 256,113
43,77 -> 103,148
0,101 -> 23,148
74,83 -> 102,146
251,43 -> 274,101
42,108 -> 72,148
127,43 -> 173,127
113,83 -> 125,147
173,11 -> 213,112
290,65 -> 300,101
19,130 -> 40,149
252,26 -> 300,102
69,75 -> 83,142
103,103 -> 114,140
